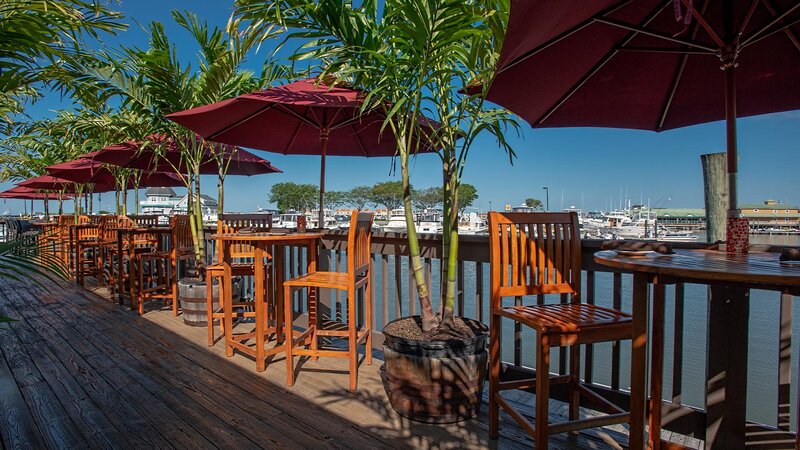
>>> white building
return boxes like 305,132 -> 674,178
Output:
140,187 -> 218,221
140,187 -> 180,215
173,194 -> 218,221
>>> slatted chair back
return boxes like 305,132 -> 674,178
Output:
346,211 -> 374,281
214,213 -> 273,262
128,215 -> 160,227
87,215 -> 102,224
75,222 -> 99,241
488,212 -> 581,306
98,215 -> 122,243
170,215 -> 194,256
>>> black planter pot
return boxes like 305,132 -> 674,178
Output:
381,316 -> 488,424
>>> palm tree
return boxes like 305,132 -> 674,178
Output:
66,10 -> 292,270
237,0 -> 518,335
0,0 -> 125,124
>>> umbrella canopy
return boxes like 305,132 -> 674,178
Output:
166,77 -> 438,226
46,158 -> 185,189
91,135 -> 282,176
0,186 -> 72,200
485,0 -> 800,219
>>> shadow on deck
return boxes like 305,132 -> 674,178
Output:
0,275 -> 683,449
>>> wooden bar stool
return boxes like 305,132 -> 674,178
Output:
74,222 -> 99,287
487,211 -> 646,449
132,215 -> 193,315
107,216 -> 158,301
284,211 -> 373,391
205,213 -> 273,346
96,215 -> 125,288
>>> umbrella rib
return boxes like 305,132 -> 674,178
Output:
352,123 -> 369,157
284,115 -> 305,154
498,0 -> 636,75
743,13 -> 800,51
536,1 -> 671,127
758,0 -> 800,52
737,0 -> 761,38
208,103 -> 279,140
277,104 -> 323,129
617,47 -> 713,55
741,2 -> 800,47
656,0 -> 711,131
595,17 -> 717,53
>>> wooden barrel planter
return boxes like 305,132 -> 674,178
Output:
177,277 -> 240,327
381,316 -> 488,424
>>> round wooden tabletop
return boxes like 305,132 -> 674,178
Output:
594,249 -> 800,287
209,232 -> 324,242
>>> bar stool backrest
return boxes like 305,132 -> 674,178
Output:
346,211 -> 374,280
214,213 -> 273,262
170,215 -> 194,256
487,212 -> 581,306
128,215 -> 159,227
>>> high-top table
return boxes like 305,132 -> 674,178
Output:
595,249 -> 800,449
211,232 -> 323,372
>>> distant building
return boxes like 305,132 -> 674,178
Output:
140,187 -> 219,219
173,194 -> 218,217
140,187 -> 179,215
655,200 -> 800,231
739,200 -> 799,230
654,208 -> 706,229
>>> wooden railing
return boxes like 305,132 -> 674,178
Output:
200,229 -> 797,444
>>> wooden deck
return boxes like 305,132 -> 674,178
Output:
0,275 -> 687,449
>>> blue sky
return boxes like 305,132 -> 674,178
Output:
3,0 -> 799,214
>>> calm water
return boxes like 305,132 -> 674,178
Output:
346,233 -> 800,428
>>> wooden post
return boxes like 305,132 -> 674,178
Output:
701,153 -> 728,243
705,284 -> 749,449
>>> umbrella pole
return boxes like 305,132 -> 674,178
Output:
318,131 -> 328,229
724,64 -> 737,215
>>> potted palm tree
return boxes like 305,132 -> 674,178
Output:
239,0 -> 518,422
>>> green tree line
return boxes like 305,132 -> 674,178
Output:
269,181 -> 478,213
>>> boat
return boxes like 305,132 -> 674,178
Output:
382,208 -> 443,234
459,211 -> 487,235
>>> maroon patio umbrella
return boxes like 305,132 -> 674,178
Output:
0,186 -> 73,200
484,0 -> 800,228
46,158 -> 185,189
90,135 -> 282,176
17,175 -> 104,193
166,77 -> 437,226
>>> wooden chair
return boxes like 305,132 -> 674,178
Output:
74,222 -> 100,287
284,211 -> 373,391
132,215 -> 193,315
107,216 -> 159,300
487,212 -> 645,448
96,215 -> 126,288
205,213 -> 273,346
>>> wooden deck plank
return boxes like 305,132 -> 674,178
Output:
0,339 -> 45,450
0,274 -> 701,449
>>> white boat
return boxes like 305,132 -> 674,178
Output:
382,208 -> 443,234
275,211 -> 301,229
307,210 -> 339,230
459,211 -> 487,235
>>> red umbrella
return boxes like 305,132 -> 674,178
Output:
166,77 -> 437,226
484,0 -> 800,226
46,158 -> 185,189
91,134 -> 282,176
16,175 -> 95,193
0,186 -> 73,200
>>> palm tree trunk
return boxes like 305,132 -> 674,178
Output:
193,172 -> 206,270
400,148 -> 437,332
217,165 -> 224,218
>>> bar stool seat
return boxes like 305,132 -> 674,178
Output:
496,303 -> 632,339
284,271 -> 351,290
